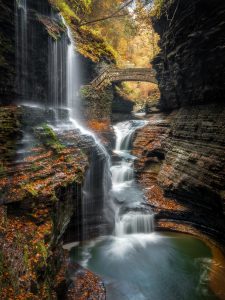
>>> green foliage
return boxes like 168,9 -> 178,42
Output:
80,86 -> 91,97
151,0 -> 173,18
36,241 -> 48,267
50,0 -> 116,62
20,183 -> 38,197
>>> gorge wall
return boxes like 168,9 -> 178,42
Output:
134,0 -> 225,244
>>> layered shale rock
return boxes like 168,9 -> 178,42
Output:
134,105 -> 225,243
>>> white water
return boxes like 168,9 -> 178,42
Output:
115,212 -> 155,236
48,33 -> 67,121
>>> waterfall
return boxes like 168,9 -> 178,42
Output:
114,120 -> 145,151
111,120 -> 154,236
15,0 -> 112,241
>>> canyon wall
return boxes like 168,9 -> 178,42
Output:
134,0 -> 225,244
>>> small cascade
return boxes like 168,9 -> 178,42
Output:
115,212 -> 154,236
111,160 -> 134,184
114,120 -> 146,151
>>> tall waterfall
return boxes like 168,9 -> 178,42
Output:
15,0 -> 28,99
15,0 -> 112,241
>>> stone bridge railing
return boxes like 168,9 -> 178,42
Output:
91,67 -> 158,90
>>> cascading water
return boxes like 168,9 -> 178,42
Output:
66,25 -> 81,121
111,120 -> 154,236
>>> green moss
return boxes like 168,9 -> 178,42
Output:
35,241 -> 48,267
20,183 -> 38,197
41,124 -> 65,153
0,163 -> 5,176
80,86 -> 91,97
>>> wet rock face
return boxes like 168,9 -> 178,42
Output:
153,0 -> 225,110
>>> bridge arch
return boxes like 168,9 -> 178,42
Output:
91,67 -> 157,90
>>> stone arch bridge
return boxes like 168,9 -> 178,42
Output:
91,67 -> 157,90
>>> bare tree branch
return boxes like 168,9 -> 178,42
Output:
79,0 -> 134,27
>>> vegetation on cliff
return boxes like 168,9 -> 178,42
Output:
49,0 -> 117,62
